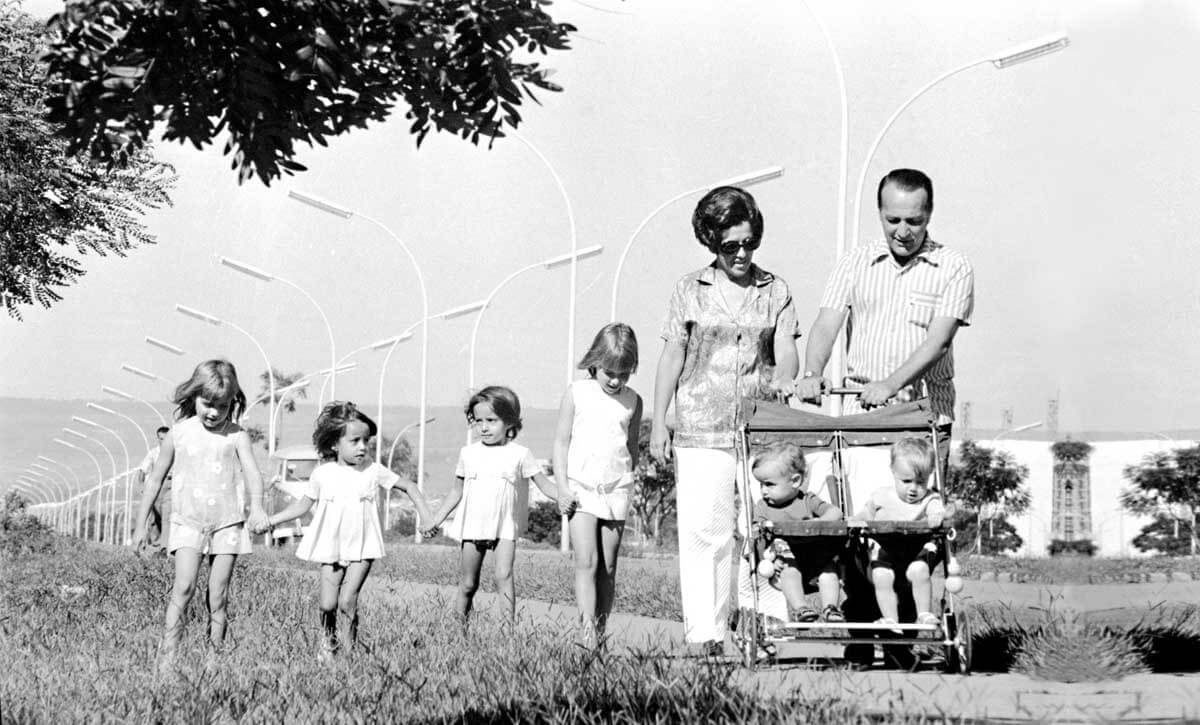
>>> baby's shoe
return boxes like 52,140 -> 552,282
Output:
916,611 -> 940,627
790,604 -> 820,623
821,604 -> 845,623
874,616 -> 904,635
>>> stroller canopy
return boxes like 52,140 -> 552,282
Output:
740,398 -> 936,448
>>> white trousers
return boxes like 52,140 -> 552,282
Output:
675,447 -> 786,642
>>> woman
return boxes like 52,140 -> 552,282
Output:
650,186 -> 799,653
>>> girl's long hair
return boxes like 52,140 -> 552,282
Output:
313,401 -> 378,461
465,386 -> 522,440
172,359 -> 247,422
578,322 -> 638,376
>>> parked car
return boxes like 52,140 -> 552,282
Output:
265,444 -> 320,544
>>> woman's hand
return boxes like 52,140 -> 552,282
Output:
420,526 -> 441,539
795,375 -> 828,403
557,493 -> 578,518
649,423 -> 673,466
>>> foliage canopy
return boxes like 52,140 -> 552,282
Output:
1,2 -> 175,319
41,0 -> 576,185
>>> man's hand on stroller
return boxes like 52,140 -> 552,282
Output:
794,374 -> 828,403
859,380 -> 899,409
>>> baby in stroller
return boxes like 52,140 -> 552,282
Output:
855,437 -> 955,630
747,441 -> 846,624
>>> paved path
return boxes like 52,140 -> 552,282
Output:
365,576 -> 1200,723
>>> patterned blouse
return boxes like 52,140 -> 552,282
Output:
660,263 -> 801,450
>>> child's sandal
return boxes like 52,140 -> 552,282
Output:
790,605 -> 821,623
821,604 -> 845,623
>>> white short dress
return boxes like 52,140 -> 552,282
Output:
167,417 -> 252,555
566,379 -> 639,521
296,461 -> 399,565
448,442 -> 540,542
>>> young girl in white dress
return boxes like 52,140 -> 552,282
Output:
259,401 -> 435,656
132,359 -> 269,666
427,386 -> 574,621
553,323 -> 642,640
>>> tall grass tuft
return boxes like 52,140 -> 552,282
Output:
1012,603 -> 1148,682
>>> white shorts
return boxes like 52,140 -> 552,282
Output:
570,477 -> 633,521
168,514 -> 252,556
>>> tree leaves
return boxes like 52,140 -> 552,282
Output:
1,3 -> 176,319
40,0 -> 577,185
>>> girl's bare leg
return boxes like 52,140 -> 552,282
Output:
205,553 -> 238,646
569,512 -> 600,631
338,560 -> 374,650
162,548 -> 203,663
319,564 -> 346,655
595,520 -> 625,635
457,543 -> 487,621
493,539 -> 516,619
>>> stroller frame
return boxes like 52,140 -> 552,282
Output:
733,395 -> 971,673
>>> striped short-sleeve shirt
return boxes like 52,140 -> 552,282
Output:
819,239 -> 973,423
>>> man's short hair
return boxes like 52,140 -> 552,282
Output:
876,168 -> 933,212
155,425 -> 170,435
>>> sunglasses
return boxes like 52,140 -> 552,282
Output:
717,237 -> 761,256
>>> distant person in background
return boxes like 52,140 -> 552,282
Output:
650,186 -> 801,655
796,168 -> 974,482
133,425 -> 170,547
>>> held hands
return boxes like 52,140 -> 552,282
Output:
419,525 -> 441,539
557,493 -> 579,518
247,507 -> 271,535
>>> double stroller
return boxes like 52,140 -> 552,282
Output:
732,395 -> 971,673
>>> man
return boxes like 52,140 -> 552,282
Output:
134,426 -> 170,547
796,168 -> 973,668
796,168 -> 974,482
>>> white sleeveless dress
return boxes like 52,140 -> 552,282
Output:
566,379 -> 639,521
167,416 -> 252,555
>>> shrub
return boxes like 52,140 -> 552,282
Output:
0,492 -> 54,556
1048,539 -> 1097,557
524,501 -> 561,546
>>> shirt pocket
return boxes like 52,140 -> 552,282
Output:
907,290 -> 941,329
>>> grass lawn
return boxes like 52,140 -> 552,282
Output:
2,535 -> 946,723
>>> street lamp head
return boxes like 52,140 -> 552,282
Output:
990,32 -> 1069,69
30,463 -> 50,472
36,456 -> 59,464
715,165 -> 785,188
121,363 -> 160,381
63,427 -> 88,440
438,300 -> 488,320
544,244 -> 604,269
369,331 -> 414,350
86,402 -> 116,416
53,438 -> 79,450
219,256 -> 275,282
145,336 -> 186,355
175,304 -> 222,326
72,415 -> 101,429
288,190 -> 355,219
101,385 -> 134,401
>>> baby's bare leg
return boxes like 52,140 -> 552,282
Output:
776,566 -> 808,612
493,539 -> 516,619
816,571 -> 841,609
906,560 -> 933,615
871,566 -> 899,622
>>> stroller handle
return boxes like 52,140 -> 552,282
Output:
827,387 -> 863,396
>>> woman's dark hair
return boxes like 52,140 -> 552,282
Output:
465,385 -> 523,440
172,359 -> 247,423
312,401 -> 378,461
876,168 -> 933,212
691,186 -> 764,252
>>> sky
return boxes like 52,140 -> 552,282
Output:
3,0 -> 1200,438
